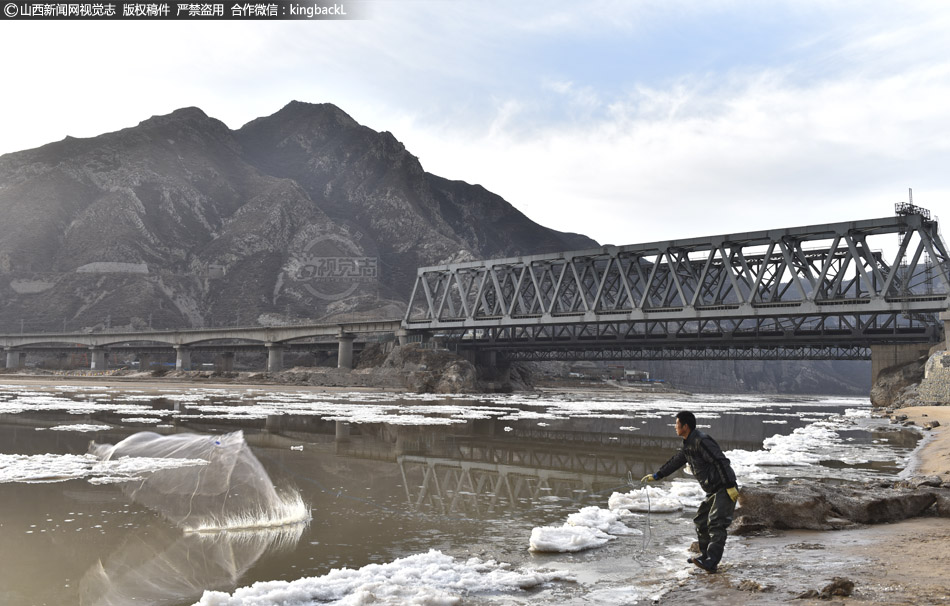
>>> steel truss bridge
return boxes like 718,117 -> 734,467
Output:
405,210 -> 950,361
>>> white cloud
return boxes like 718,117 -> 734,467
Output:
397,59 -> 950,246
2,1 -> 949,248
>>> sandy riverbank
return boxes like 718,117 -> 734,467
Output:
659,405 -> 950,605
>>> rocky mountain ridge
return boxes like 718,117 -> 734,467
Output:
0,102 -> 595,331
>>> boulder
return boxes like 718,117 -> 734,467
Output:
732,480 -> 941,534
382,344 -> 478,393
825,487 -> 935,524
732,483 -> 834,533
820,577 -> 855,599
936,493 -> 950,518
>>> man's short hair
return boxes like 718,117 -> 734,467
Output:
676,411 -> 697,430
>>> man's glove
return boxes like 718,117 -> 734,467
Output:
727,486 -> 739,502
641,474 -> 655,483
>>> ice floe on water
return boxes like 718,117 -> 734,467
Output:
725,409 -> 905,483
46,423 -> 112,432
529,524 -> 616,552
0,452 -> 208,484
530,504 -> 644,553
120,417 -> 165,423
567,506 -> 641,536
193,549 -> 573,606
607,483 -> 703,514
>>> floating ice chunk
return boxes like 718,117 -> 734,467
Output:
0,452 -> 207,484
529,525 -> 615,552
566,506 -> 641,536
48,424 -> 112,432
193,549 -> 572,605
608,485 -> 684,513
667,481 -> 706,507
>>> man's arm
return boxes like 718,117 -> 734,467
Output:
653,450 -> 687,481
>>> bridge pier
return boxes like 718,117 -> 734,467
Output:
89,347 -> 107,370
266,344 -> 284,373
870,343 -> 935,385
175,346 -> 192,371
337,333 -> 355,369
5,348 -> 24,369
215,352 -> 235,372
942,311 -> 950,349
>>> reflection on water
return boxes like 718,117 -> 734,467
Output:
79,523 -> 305,606
0,386 -> 918,606
80,429 -> 310,606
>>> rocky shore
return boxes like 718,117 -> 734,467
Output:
1,343 -> 684,395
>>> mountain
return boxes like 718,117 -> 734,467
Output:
0,102 -> 596,331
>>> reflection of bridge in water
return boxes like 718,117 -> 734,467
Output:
394,427 -> 760,514
180,400 -> 843,516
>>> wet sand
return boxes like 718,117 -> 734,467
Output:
658,406 -> 950,605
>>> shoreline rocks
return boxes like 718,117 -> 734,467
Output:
731,478 -> 950,535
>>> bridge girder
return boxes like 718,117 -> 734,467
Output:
405,214 -> 950,356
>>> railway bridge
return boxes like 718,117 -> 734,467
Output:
404,207 -> 950,376
2,207 -> 948,376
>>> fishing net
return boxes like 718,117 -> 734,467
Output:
79,520 -> 304,606
90,430 -> 307,532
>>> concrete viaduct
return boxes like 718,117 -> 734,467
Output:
1,320 -> 405,372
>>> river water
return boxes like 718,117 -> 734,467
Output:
0,382 -> 919,606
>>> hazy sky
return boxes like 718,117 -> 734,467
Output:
2,0 -> 949,246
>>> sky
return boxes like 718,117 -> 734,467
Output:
2,0 -> 949,247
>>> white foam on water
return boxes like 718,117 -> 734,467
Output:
193,549 -> 573,606
184,491 -> 312,533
